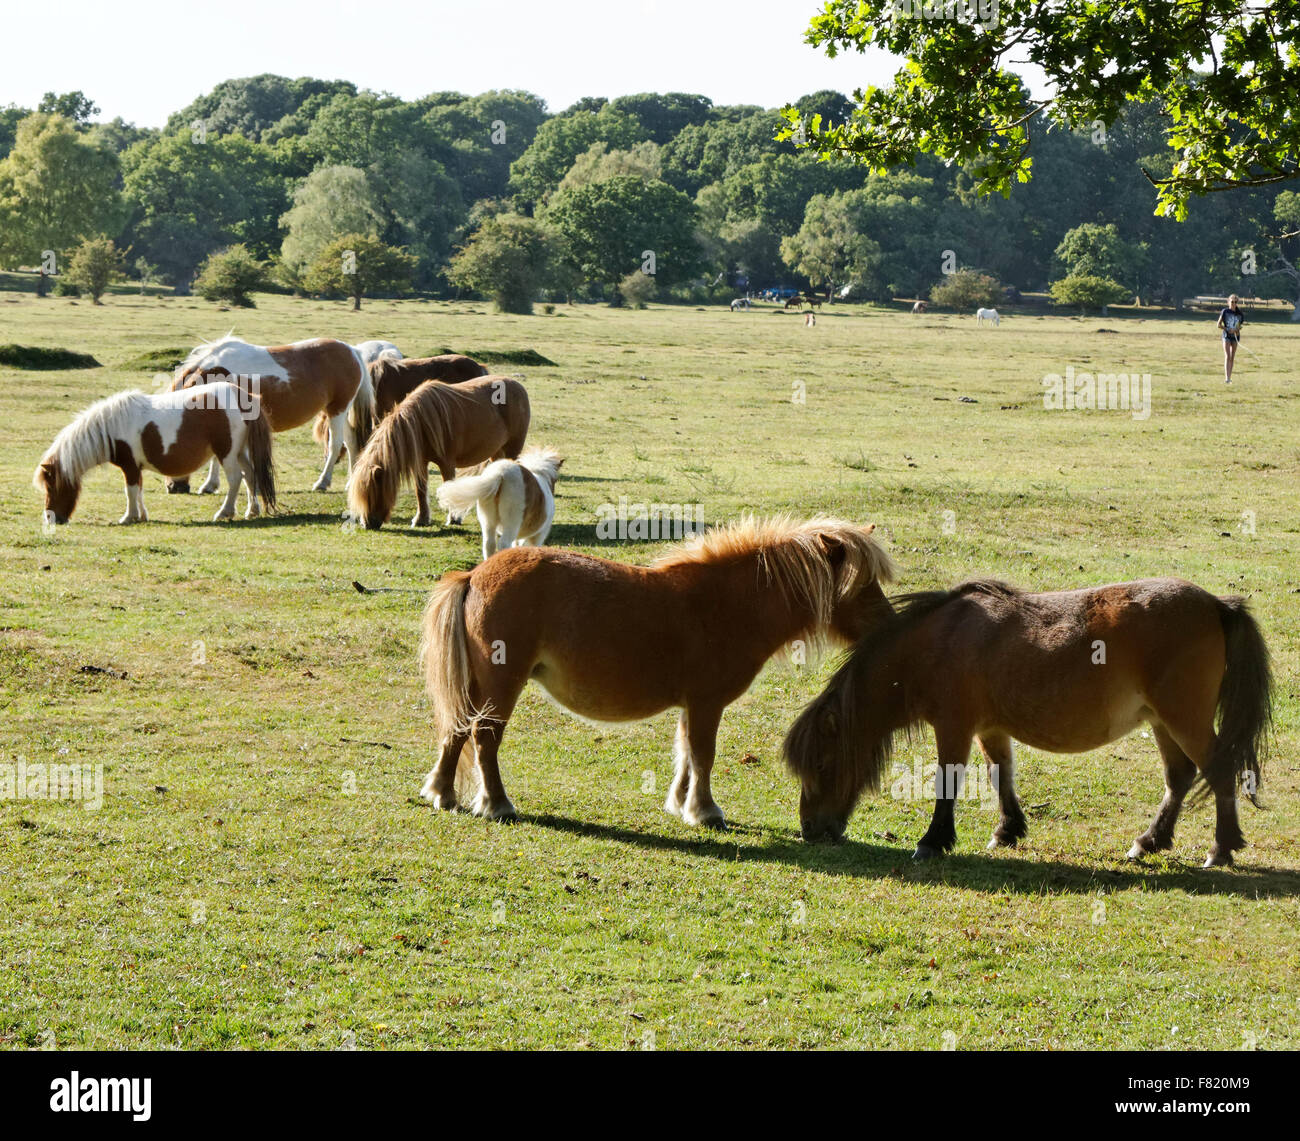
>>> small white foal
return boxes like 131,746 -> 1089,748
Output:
435,448 -> 564,563
976,307 -> 1000,326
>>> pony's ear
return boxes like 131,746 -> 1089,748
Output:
553,455 -> 566,469
821,706 -> 839,737
816,530 -> 847,568
37,460 -> 56,487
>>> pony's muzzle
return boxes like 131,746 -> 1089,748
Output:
43,509 -> 67,527
166,478 -> 190,494
801,816 -> 846,843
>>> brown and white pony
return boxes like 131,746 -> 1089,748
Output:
435,446 -> 564,563
34,383 -> 276,524
784,579 -> 1273,867
347,375 -> 529,529
417,516 -> 896,824
314,350 -> 488,462
166,335 -> 368,500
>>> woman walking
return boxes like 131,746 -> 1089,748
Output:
1218,294 -> 1246,384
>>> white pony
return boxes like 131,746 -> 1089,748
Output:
435,447 -> 564,563
169,335 -> 369,498
729,298 -> 751,311
354,340 -> 402,366
976,307 -> 1000,326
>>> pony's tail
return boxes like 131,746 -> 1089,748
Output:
347,348 -> 376,452
1192,596 -> 1273,806
312,411 -> 329,449
245,400 -> 277,512
436,464 -> 506,517
419,571 -> 479,739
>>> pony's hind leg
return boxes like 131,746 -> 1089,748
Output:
914,725 -> 973,860
468,718 -> 518,821
977,732 -> 1026,849
312,411 -> 348,491
420,729 -> 470,811
1157,713 -> 1245,867
678,704 -> 726,829
1128,725 -> 1198,859
119,481 -> 146,524
213,455 -> 243,521
197,457 -> 221,495
236,453 -> 260,519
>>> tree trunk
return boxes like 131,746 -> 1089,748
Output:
352,292 -> 361,311
36,270 -> 49,298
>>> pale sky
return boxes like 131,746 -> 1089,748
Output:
6,0 -> 913,126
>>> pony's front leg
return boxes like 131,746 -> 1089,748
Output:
664,713 -> 692,818
977,732 -> 1026,849
197,457 -> 221,495
679,704 -> 726,829
477,504 -> 498,562
914,726 -> 972,860
412,468 -> 433,528
420,730 -> 470,810
312,411 -> 348,491
119,481 -> 146,524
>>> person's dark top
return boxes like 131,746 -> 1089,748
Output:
1220,307 -> 1244,337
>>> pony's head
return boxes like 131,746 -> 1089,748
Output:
33,456 -> 80,525
346,449 -> 398,530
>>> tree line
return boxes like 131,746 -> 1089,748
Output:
0,78 -> 1296,313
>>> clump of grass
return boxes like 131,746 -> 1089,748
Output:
836,450 -> 877,472
119,347 -> 190,371
459,348 -> 558,367
0,343 -> 100,369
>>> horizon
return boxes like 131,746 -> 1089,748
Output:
6,0 -> 1045,127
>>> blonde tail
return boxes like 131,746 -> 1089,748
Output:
419,571 -> 478,739
435,464 -> 506,517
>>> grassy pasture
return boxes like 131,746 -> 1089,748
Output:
0,289 -> 1297,1050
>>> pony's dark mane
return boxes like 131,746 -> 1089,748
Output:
783,579 -> 1023,805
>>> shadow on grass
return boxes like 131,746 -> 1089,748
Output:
521,811 -> 1300,900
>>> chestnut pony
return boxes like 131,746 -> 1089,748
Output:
347,375 -> 529,529
34,382 -> 276,524
312,350 -> 488,460
418,516 -> 896,824
784,578 -> 1272,867
166,335 -> 367,499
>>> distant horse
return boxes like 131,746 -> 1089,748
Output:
784,296 -> 803,310
34,383 -> 276,525
417,516 -> 896,823
435,447 -> 564,563
347,375 -> 530,529
912,300 -> 928,314
975,307 -> 1000,326
729,298 -> 751,311
784,579 -> 1273,867
166,336 -> 367,502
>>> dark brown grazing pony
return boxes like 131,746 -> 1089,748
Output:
347,375 -> 529,529
784,579 -> 1273,867
314,353 -> 488,459
417,516 -> 896,825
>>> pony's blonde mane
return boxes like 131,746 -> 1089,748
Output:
655,514 -> 897,630
179,330 -> 240,371
35,390 -> 153,490
348,380 -> 473,521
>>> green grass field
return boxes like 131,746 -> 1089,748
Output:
1,288 -> 1297,1050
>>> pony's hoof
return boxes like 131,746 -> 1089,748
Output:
419,786 -> 457,811
682,805 -> 726,829
198,483 -> 219,495
311,479 -> 331,492
117,514 -> 140,525
1126,842 -> 1147,861
912,844 -> 941,862
213,510 -> 234,522
663,795 -> 686,819
1203,851 -> 1234,869
411,515 -> 431,528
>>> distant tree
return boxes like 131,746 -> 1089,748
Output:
545,176 -> 699,300
279,165 -> 383,274
1048,273 -> 1130,314
87,118 -> 156,155
0,113 -> 121,295
608,93 -> 713,145
304,233 -> 415,310
447,213 -> 556,314
618,269 -> 657,309
37,91 -> 99,126
0,104 -> 33,158
63,236 -> 125,303
1054,223 -> 1147,287
780,191 -> 882,296
557,141 -> 661,193
120,130 -> 287,290
168,75 -> 359,142
508,108 -> 648,209
194,244 -> 270,307
1265,191 -> 1300,321
930,270 -> 1003,311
